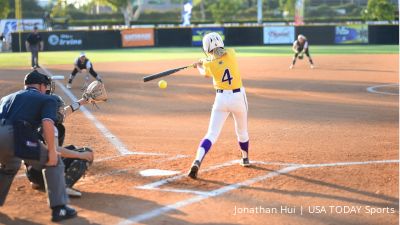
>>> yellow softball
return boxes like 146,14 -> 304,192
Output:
158,80 -> 167,89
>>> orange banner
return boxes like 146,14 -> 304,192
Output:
121,28 -> 154,47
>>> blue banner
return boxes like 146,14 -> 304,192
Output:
192,27 -> 224,46
335,25 -> 368,44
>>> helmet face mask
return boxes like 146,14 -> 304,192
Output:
52,94 -> 66,124
202,32 -> 224,54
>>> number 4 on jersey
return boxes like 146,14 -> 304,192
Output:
222,69 -> 233,85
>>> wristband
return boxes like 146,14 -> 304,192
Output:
70,102 -> 80,112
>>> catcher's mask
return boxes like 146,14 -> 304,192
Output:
202,32 -> 224,54
51,94 -> 66,124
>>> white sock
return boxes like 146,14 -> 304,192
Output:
241,150 -> 248,159
195,147 -> 206,162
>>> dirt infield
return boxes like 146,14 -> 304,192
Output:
0,54 -> 398,225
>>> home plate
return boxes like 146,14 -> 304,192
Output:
140,169 -> 180,177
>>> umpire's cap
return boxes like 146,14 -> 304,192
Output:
24,70 -> 51,86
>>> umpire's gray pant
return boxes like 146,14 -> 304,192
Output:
0,125 -> 69,208
30,45 -> 39,67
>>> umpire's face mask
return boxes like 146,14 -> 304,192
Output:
55,107 -> 65,125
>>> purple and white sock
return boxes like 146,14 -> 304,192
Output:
195,139 -> 212,163
239,141 -> 249,159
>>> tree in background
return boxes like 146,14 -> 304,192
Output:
51,0 -> 68,18
0,0 -> 9,19
96,0 -> 142,26
363,0 -> 395,21
208,0 -> 242,23
279,0 -> 295,18
193,0 -> 206,21
6,0 -> 44,19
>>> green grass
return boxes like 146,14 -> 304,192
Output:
0,45 -> 396,68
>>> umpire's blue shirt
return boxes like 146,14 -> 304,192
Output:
0,87 -> 57,128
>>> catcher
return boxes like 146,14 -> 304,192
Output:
66,52 -> 102,89
289,34 -> 315,69
26,81 -> 107,197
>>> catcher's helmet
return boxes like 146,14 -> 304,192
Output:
202,32 -> 224,53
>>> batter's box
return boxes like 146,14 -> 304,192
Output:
136,160 -> 298,196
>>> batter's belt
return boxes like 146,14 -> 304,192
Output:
216,88 -> 241,93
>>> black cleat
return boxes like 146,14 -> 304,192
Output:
51,205 -> 77,222
240,158 -> 250,167
188,160 -> 201,179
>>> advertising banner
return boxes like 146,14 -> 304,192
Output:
335,25 -> 368,44
121,28 -> 155,47
263,26 -> 295,44
192,27 -> 224,46
0,19 -> 44,50
12,30 -> 121,51
47,32 -> 84,50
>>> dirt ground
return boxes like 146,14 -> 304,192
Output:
0,54 -> 398,225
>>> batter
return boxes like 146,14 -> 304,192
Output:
188,32 -> 250,179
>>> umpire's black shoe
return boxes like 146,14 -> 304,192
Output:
51,205 -> 77,222
188,160 -> 201,179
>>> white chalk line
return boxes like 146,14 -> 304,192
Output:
297,159 -> 400,168
123,159 -> 399,224
55,80 -> 133,156
366,83 -> 399,95
159,154 -> 190,162
40,66 -> 166,157
119,166 -> 300,225
15,152 -> 186,180
137,159 -> 399,190
138,187 -> 213,197
137,160 -> 240,189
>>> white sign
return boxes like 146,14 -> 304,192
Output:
48,34 -> 82,46
263,26 -> 295,44
0,19 -> 44,35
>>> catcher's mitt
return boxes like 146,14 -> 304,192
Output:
298,54 -> 304,60
25,146 -> 93,189
82,80 -> 107,103
64,146 -> 93,188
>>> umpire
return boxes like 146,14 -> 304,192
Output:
0,71 -> 77,222
25,26 -> 44,69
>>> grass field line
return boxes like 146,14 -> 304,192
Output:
126,159 -> 399,224
366,83 -> 399,96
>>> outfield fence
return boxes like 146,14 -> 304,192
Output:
11,25 -> 398,52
